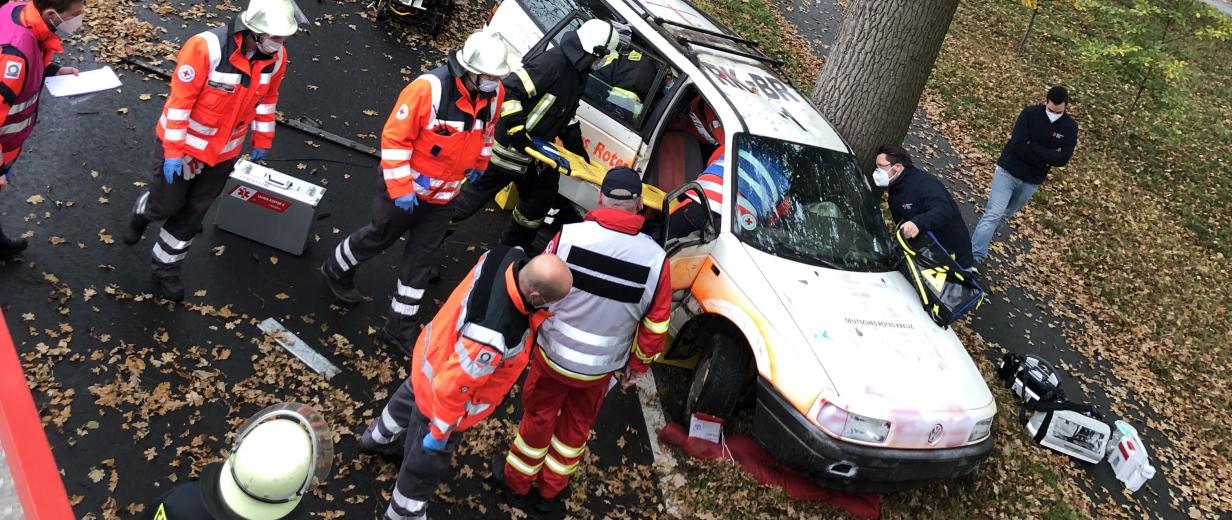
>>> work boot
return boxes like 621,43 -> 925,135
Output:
0,236 -> 27,260
427,264 -> 442,285
533,493 -> 565,517
487,452 -> 529,509
377,326 -> 414,358
122,213 -> 150,245
152,273 -> 185,302
358,425 -> 403,460
320,261 -> 362,303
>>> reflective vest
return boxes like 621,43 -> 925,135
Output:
538,210 -> 671,379
380,64 -> 502,202
411,246 -> 543,438
0,2 -> 50,159
156,18 -> 286,166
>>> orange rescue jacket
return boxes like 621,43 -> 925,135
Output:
156,18 -> 286,166
380,63 -> 503,203
411,246 -> 545,439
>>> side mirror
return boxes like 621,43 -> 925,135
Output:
660,181 -> 717,254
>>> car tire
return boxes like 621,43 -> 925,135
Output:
684,331 -> 753,420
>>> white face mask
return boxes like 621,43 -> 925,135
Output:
478,78 -> 500,93
872,167 -> 891,188
257,36 -> 282,55
53,11 -> 84,36
1046,109 -> 1064,123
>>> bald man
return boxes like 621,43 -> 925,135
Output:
360,246 -> 571,520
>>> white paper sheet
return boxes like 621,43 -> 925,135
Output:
43,66 -> 122,98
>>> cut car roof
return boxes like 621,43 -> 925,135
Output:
630,0 -> 848,151
693,48 -> 848,151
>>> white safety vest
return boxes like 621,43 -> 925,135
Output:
538,220 -> 667,377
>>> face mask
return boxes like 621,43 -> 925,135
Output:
53,11 -> 84,36
1046,109 -> 1063,123
478,78 -> 500,93
872,167 -> 891,188
257,36 -> 282,55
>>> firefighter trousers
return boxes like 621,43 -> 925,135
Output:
328,190 -> 453,345
449,163 -> 560,252
133,155 -> 237,278
362,379 -> 459,520
504,355 -> 612,500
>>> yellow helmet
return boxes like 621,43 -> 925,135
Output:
217,403 -> 333,519
241,0 -> 305,37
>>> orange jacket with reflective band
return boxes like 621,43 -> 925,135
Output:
381,65 -> 503,202
411,246 -> 546,439
155,18 -> 286,166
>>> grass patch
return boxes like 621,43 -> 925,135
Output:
689,0 -> 821,86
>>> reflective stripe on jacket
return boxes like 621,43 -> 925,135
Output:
381,64 -> 503,202
411,246 -> 543,439
538,209 -> 670,379
156,17 -> 286,166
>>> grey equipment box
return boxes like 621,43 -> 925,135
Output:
214,160 -> 326,255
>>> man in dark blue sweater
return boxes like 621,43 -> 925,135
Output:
875,144 -> 974,268
970,86 -> 1079,263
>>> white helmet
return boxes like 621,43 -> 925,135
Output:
218,403 -> 334,519
241,0 -> 305,37
575,19 -> 624,63
456,31 -> 512,77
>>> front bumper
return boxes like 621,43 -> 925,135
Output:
754,379 -> 993,492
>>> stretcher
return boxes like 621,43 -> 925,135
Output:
517,141 -> 666,211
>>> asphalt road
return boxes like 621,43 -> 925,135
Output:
775,1 -> 1192,518
0,0 -> 660,517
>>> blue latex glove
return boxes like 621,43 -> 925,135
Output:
531,137 -> 569,175
465,169 -> 483,183
251,148 -> 268,162
394,193 -> 419,213
163,158 -> 184,184
1,165 -> 12,178
422,432 -> 448,452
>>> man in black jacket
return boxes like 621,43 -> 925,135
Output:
970,86 -> 1078,263
449,19 -> 623,251
875,144 -> 974,269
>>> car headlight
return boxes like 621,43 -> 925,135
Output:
968,418 -> 993,443
816,403 -> 891,444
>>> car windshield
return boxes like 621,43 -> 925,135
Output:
732,133 -> 894,271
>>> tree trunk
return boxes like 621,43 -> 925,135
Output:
809,0 -> 959,169
1018,7 -> 1040,52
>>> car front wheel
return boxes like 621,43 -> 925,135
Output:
684,330 -> 753,420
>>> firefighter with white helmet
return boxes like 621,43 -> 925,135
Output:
448,19 -> 627,252
143,403 -> 334,519
322,30 -> 512,352
121,0 -> 305,301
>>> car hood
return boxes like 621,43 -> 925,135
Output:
745,246 -> 993,413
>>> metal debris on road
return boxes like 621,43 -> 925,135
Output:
258,318 -> 341,379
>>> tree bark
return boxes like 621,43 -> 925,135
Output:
809,0 -> 959,169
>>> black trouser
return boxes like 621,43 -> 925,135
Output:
328,191 -> 453,344
133,155 -> 237,277
450,163 -> 560,251
362,379 -> 458,520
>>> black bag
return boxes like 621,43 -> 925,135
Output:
895,229 -> 984,327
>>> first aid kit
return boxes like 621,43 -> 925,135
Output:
1025,406 -> 1111,464
214,160 -> 325,255
1106,420 -> 1155,492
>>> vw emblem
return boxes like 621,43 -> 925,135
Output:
927,424 -> 944,445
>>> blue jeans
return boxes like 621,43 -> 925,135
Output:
970,165 -> 1038,263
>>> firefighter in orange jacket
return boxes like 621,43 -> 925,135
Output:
120,0 -> 302,301
0,0 -> 86,260
321,31 -> 511,352
495,168 -> 671,514
359,247 -> 572,520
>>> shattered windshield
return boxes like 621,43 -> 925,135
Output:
732,133 -> 894,271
